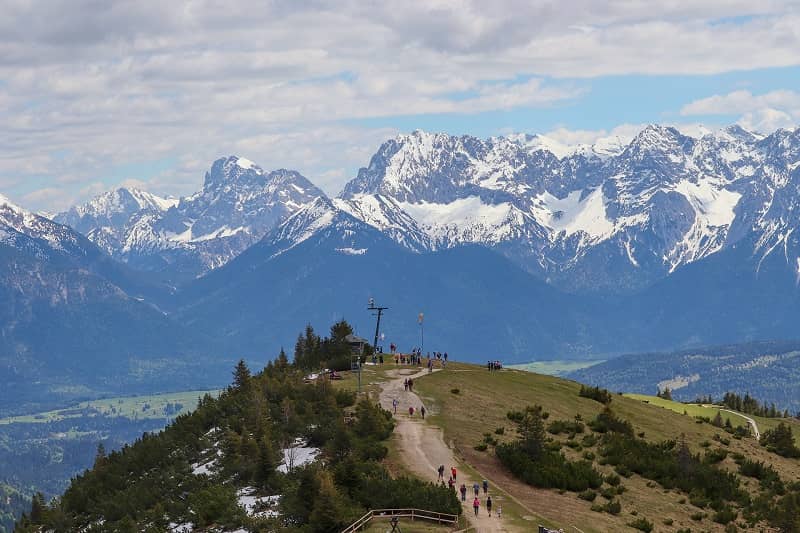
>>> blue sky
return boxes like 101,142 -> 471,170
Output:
1,1 -> 799,212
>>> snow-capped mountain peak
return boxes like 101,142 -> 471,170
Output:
56,156 -> 326,281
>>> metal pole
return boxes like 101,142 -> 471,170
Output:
368,299 -> 389,354
373,308 -> 383,352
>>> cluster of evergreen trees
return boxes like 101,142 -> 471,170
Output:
293,321 -> 372,372
578,385 -> 613,405
15,320 -> 458,532
720,392 -> 791,419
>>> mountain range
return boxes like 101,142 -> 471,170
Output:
3,123 -> 800,412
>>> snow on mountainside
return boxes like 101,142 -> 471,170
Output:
56,156 -> 325,282
51,124 -> 800,293
0,193 -> 97,260
337,125 -> 800,292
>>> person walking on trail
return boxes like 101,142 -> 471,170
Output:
392,398 -> 398,414
473,482 -> 480,497
444,352 -> 448,362
482,479 -> 489,494
437,465 -> 445,481
403,378 -> 408,391
459,483 -> 467,502
451,466 -> 457,481
420,405 -> 426,419
448,477 -> 454,490
472,497 -> 480,516
408,406 -> 414,417
486,495 -> 493,517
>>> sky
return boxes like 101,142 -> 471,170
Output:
2,0 -> 800,212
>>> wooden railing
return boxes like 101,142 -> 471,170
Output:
340,508 -> 459,532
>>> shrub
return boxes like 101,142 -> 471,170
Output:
582,451 -> 595,461
474,443 -> 488,452
548,419 -> 585,435
605,473 -> 620,486
600,487 -> 616,500
662,518 -> 673,525
450,388 -> 460,395
494,427 -> 505,435
690,511 -> 705,521
627,517 -> 654,532
578,489 -> 597,501
588,408 -> 634,436
713,506 -> 737,525
704,448 -> 728,464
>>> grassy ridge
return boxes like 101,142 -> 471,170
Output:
624,393 -> 800,439
412,363 -> 800,532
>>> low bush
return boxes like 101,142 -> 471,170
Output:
627,517 -> 653,532
548,419 -> 585,435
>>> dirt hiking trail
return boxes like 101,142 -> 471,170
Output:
379,367 -> 514,533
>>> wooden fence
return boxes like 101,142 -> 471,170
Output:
340,508 -> 459,532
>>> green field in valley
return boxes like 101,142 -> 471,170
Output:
508,359 -> 604,376
0,389 -> 221,425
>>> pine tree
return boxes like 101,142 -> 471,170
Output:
308,471 -> 354,531
93,442 -> 107,469
29,492 -> 46,524
518,405 -> 547,459
233,359 -> 252,390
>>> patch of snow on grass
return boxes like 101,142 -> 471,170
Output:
237,487 -> 281,518
168,522 -> 194,532
278,439 -> 319,473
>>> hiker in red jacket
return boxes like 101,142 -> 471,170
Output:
451,466 -> 457,481
472,497 -> 480,516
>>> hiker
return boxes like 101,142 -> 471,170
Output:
482,479 -> 489,494
497,505 -> 502,519
444,352 -> 448,362
420,405 -> 426,419
473,497 -> 480,516
448,477 -> 454,490
428,359 -> 433,373
473,482 -> 480,497
408,406 -> 414,417
451,466 -> 457,481
487,360 -> 492,371
437,465 -> 445,481
459,483 -> 467,502
486,495 -> 493,516
392,398 -> 398,414
403,378 -> 408,391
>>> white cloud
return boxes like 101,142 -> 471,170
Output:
1,1 -> 800,211
681,90 -> 800,132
